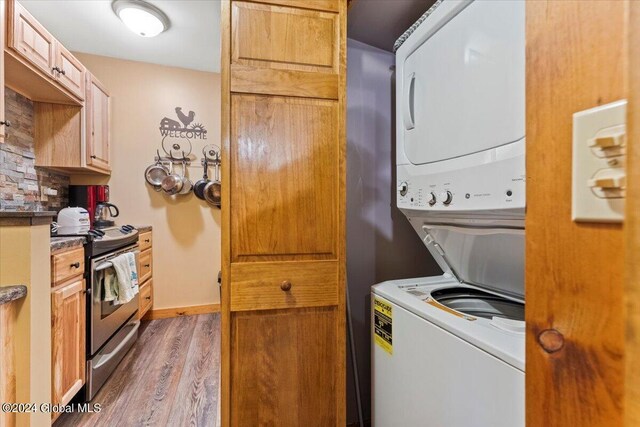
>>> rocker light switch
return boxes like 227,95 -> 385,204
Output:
572,100 -> 626,223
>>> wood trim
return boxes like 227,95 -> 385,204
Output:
0,301 -> 17,427
142,304 -> 220,320
220,0 -> 232,425
626,1 -> 640,424
245,0 -> 339,12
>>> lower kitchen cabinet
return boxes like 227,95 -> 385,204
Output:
137,230 -> 153,319
51,278 -> 85,413
50,246 -> 85,422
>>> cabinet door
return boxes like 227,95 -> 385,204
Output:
51,279 -> 85,408
55,43 -> 86,101
86,73 -> 110,172
0,0 -> 6,144
222,1 -> 346,425
10,1 -> 55,77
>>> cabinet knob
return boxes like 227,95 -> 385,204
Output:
70,262 -> 80,269
144,239 -> 150,243
60,69 -> 66,75
0,120 -> 10,128
52,66 -> 60,74
280,280 -> 292,292
144,264 -> 150,268
145,296 -> 151,300
90,155 -> 97,159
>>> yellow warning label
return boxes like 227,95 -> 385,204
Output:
374,297 -> 392,355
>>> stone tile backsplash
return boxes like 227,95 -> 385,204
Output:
0,88 -> 69,211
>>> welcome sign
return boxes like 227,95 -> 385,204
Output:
159,107 -> 207,140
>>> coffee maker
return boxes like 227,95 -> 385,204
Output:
69,185 -> 119,229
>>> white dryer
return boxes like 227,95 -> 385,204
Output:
372,0 -> 525,426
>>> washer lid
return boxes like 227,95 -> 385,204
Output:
421,224 -> 524,299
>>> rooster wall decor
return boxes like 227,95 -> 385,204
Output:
159,106 -> 208,140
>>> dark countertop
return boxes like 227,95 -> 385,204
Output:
136,225 -> 152,233
51,236 -> 86,252
0,210 -> 56,226
0,285 -> 27,305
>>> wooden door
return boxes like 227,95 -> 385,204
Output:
9,0 -> 55,77
86,73 -> 110,172
51,279 -> 85,411
221,0 -> 346,426
55,42 -> 86,101
526,1 -> 628,426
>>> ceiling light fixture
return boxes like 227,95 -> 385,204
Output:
112,0 -> 170,38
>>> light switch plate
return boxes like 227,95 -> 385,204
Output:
572,100 -> 626,223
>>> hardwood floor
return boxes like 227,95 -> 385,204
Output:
56,314 -> 221,427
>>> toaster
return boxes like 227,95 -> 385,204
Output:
56,207 -> 90,234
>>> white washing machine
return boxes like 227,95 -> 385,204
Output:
372,0 -> 526,426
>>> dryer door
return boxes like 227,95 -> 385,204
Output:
401,0 -> 524,165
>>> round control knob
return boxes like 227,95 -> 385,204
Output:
438,190 -> 453,205
427,192 -> 436,206
398,182 -> 408,197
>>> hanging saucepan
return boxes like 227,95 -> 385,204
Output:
179,160 -> 193,195
161,161 -> 183,195
204,160 -> 221,207
193,161 -> 209,200
144,157 -> 169,190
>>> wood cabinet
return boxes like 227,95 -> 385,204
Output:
137,230 -> 153,319
221,1 -> 346,425
1,0 -> 7,144
85,74 -> 110,172
33,72 -> 111,174
6,0 -> 85,104
50,247 -> 85,421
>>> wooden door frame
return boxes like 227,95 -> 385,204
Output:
626,2 -> 640,425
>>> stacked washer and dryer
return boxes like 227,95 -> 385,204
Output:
372,1 -> 525,426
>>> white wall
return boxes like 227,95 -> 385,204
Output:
346,38 -> 441,423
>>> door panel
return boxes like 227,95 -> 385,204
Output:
55,43 -> 85,100
231,306 -> 338,427
11,1 -> 54,76
230,260 -> 338,311
230,94 -> 338,262
86,74 -> 110,172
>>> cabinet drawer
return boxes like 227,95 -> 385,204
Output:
230,260 -> 338,311
139,279 -> 153,319
138,249 -> 152,284
138,231 -> 152,251
51,247 -> 84,285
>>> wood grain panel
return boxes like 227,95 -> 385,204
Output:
138,249 -> 152,285
1,0 -> 6,144
232,2 -> 338,74
34,103 -> 82,168
51,279 -> 85,413
230,260 -> 338,311
55,43 -> 85,101
51,247 -> 84,286
248,0 -> 339,12
230,64 -> 338,99
525,2 -> 627,426
626,2 -> 640,424
230,306 -> 338,426
230,94 -> 338,262
138,231 -> 152,252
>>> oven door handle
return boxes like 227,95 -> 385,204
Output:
93,320 -> 140,370
95,250 -> 141,272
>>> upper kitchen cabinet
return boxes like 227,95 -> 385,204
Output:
4,0 -> 85,105
85,73 -> 110,172
34,72 -> 111,175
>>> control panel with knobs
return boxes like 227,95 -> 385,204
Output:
438,190 -> 453,205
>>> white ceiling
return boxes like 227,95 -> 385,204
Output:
21,0 -> 221,73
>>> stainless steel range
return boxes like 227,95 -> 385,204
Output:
53,224 -> 141,401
